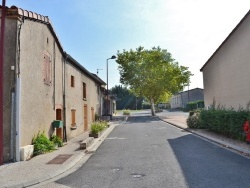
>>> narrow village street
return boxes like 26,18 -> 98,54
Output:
37,110 -> 250,188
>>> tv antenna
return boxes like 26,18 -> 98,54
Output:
97,68 -> 103,74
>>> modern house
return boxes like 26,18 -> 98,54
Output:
1,6 -> 109,162
200,10 -> 250,110
170,88 -> 204,109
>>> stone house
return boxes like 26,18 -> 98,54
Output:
170,88 -> 204,109
1,6 -> 106,162
200,10 -> 250,109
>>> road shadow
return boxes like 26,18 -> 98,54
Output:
167,134 -> 250,188
126,115 -> 160,123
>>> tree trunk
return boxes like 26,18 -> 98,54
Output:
150,98 -> 156,116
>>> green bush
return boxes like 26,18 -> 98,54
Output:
123,110 -> 130,115
186,100 -> 204,111
91,121 -> 108,134
95,113 -> 100,121
186,109 -> 204,129
50,135 -> 63,147
32,132 -> 55,156
199,109 -> 250,140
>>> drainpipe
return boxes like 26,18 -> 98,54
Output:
10,91 -> 14,162
0,0 -> 6,165
14,17 -> 23,162
53,40 -> 55,110
15,78 -> 21,162
63,54 -> 67,142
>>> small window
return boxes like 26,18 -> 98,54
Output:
71,75 -> 75,87
71,109 -> 76,126
83,82 -> 86,99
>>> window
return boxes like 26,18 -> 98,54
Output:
71,75 -> 75,87
43,51 -> 52,85
71,109 -> 76,126
83,82 -> 86,99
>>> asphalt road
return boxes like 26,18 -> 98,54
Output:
43,112 -> 250,188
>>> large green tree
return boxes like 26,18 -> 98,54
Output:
116,46 -> 192,116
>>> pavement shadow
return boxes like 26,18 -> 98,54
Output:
126,115 -> 160,123
167,134 -> 250,188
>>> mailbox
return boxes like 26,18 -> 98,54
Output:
52,120 -> 63,129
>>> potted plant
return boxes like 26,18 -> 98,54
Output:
89,121 -> 108,138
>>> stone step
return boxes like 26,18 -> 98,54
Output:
79,137 -> 94,150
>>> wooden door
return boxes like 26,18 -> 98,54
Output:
84,104 -> 88,131
56,109 -> 63,139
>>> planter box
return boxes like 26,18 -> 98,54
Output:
89,132 -> 102,138
89,129 -> 106,138
52,120 -> 63,128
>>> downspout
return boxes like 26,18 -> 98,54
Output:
53,40 -> 55,110
0,0 -> 6,165
15,20 -> 23,162
10,80 -> 15,162
63,54 -> 67,142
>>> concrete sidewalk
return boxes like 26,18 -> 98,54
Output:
0,122 -> 119,188
1,113 -> 250,188
157,114 -> 250,157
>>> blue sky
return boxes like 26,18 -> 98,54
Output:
5,0 -> 250,90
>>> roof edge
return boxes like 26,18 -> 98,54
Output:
200,9 -> 250,72
65,54 -> 106,85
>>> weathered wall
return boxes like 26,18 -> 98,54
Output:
65,61 -> 100,140
19,19 -> 64,146
202,14 -> 250,109
2,17 -> 18,161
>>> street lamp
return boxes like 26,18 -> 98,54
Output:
106,55 -> 116,117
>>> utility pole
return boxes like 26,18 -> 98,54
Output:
0,0 -> 6,165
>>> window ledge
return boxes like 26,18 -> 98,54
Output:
70,125 -> 77,130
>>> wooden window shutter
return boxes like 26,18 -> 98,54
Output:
83,82 -> 86,99
71,76 -> 75,87
71,109 -> 76,125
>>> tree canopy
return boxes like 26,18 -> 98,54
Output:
110,85 -> 143,110
116,46 -> 192,115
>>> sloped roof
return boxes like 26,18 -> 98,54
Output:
66,54 -> 106,86
1,5 -> 64,54
200,9 -> 250,71
1,5 -> 106,86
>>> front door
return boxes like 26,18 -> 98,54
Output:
84,104 -> 88,131
56,108 -> 63,139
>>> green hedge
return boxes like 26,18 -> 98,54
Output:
186,100 -> 204,111
187,108 -> 250,140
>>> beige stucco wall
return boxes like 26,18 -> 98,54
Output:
202,14 -> 250,109
19,20 -> 64,146
2,11 -> 104,162
65,62 -> 100,140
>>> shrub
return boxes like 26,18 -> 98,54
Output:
91,121 -> 108,134
199,109 -> 250,140
50,135 -> 63,147
123,110 -> 130,115
186,100 -> 204,111
186,109 -> 203,129
32,132 -> 55,156
95,113 -> 100,121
